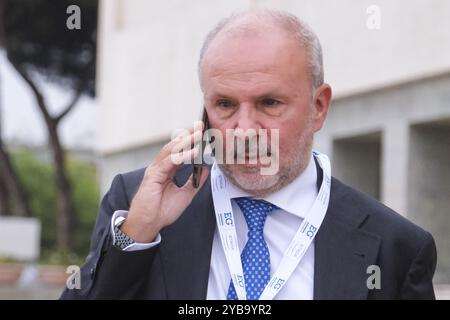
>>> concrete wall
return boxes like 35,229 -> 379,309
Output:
408,122 -> 450,283
315,73 -> 450,215
333,132 -> 381,200
314,73 -> 450,284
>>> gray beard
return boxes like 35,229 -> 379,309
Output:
219,129 -> 314,198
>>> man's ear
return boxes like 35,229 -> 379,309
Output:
312,83 -> 332,132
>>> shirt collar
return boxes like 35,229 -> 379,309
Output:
222,153 -> 318,219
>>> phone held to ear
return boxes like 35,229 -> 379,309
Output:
192,108 -> 209,188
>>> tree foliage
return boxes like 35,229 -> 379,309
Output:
1,0 -> 98,251
4,0 -> 98,96
12,149 -> 99,261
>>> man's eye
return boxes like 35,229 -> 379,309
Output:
217,100 -> 234,108
261,98 -> 281,107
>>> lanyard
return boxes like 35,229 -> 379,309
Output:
210,151 -> 331,300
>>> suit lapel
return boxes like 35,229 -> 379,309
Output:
313,178 -> 381,299
159,173 -> 216,299
157,164 -> 382,299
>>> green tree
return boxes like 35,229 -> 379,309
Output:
13,149 -> 99,261
0,0 -> 33,217
1,0 -> 98,251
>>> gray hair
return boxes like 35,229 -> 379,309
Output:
198,9 -> 324,91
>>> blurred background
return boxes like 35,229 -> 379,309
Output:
0,0 -> 448,299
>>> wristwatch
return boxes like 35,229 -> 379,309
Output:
113,217 -> 136,250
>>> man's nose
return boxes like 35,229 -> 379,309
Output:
235,105 -> 261,131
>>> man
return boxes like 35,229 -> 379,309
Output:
61,9 -> 437,300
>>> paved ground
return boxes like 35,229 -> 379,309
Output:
0,285 -> 449,300
435,285 -> 450,300
0,286 -> 62,300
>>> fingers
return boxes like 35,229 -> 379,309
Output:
155,122 -> 203,163
144,121 -> 204,185
170,130 -> 203,165
149,146 -> 200,185
164,166 -> 210,207
159,166 -> 210,228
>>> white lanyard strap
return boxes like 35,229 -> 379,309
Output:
210,166 -> 248,300
211,151 -> 331,300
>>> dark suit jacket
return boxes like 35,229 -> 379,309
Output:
61,163 -> 437,300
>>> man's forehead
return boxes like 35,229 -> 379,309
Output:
205,79 -> 296,101
206,25 -> 299,59
201,31 -> 308,87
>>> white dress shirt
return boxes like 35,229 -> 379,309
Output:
207,154 -> 318,299
112,154 -> 318,300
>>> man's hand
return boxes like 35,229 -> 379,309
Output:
121,122 -> 209,243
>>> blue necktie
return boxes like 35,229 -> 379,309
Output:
227,197 -> 278,300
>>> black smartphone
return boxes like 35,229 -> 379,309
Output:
192,108 -> 209,188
